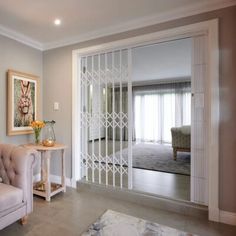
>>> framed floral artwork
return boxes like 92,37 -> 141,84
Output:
7,70 -> 40,135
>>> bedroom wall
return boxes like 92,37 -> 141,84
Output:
0,34 -> 43,145
43,6 -> 236,212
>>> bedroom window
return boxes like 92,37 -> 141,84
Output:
134,82 -> 191,143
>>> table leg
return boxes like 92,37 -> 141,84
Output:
45,151 -> 51,202
61,149 -> 66,192
41,151 -> 45,182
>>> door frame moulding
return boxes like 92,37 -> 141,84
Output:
72,19 -> 219,222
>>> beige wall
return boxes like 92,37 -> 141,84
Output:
0,34 -> 43,145
43,6 -> 236,212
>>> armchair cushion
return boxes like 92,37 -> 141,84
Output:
0,183 -> 23,213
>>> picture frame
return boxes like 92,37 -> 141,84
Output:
7,69 -> 40,136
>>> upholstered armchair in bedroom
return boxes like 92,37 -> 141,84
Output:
0,144 -> 38,230
171,125 -> 191,160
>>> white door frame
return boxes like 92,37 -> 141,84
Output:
72,19 -> 219,222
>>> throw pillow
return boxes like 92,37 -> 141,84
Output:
0,177 -> 2,183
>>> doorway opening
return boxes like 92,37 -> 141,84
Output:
131,38 -> 191,201
72,20 -> 219,219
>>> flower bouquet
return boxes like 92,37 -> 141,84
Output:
30,120 -> 45,144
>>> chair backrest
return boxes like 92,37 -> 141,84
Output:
0,144 -> 17,185
0,144 -> 36,187
171,126 -> 191,148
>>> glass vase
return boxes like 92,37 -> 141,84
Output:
34,129 -> 41,144
42,120 -> 56,147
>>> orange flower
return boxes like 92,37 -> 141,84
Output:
30,120 -> 45,129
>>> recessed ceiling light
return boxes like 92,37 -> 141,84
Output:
54,19 -> 61,26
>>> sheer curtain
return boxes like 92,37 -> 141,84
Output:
134,82 -> 191,143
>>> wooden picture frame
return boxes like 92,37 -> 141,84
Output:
7,70 -> 40,136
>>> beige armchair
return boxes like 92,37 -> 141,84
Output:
171,126 -> 191,160
0,144 -> 38,230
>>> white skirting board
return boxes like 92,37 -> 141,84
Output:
209,208 -> 236,226
50,174 -> 73,187
33,174 -> 73,187
220,210 -> 236,226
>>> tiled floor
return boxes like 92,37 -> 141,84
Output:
1,188 -> 236,236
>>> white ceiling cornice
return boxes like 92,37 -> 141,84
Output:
0,0 -> 235,51
0,24 -> 43,50
41,0 -> 236,50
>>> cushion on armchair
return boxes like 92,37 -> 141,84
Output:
0,183 -> 23,214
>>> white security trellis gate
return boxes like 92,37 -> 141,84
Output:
80,49 -> 132,189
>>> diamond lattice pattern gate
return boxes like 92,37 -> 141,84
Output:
80,49 -> 132,189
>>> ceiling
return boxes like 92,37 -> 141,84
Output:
132,38 -> 192,82
0,0 -> 234,50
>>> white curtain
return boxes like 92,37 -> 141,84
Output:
134,82 -> 191,143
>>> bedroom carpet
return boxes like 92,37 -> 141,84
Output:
115,143 -> 191,175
